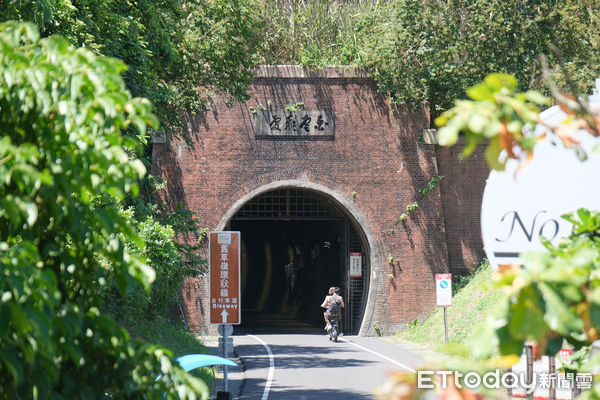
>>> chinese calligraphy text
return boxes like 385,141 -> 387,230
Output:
253,110 -> 335,137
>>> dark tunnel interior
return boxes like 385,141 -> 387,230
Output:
229,219 -> 346,333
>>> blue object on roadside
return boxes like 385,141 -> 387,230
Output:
175,354 -> 237,372
156,354 -> 238,383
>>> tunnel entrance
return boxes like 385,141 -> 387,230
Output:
227,188 -> 368,334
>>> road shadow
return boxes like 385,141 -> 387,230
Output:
240,378 -> 371,400
234,340 -> 375,370
234,310 -> 341,335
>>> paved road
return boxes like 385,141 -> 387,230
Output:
233,333 -> 427,400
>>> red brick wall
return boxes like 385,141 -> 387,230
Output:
151,66 -> 486,335
436,146 -> 489,274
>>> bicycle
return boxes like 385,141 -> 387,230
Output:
328,316 -> 340,342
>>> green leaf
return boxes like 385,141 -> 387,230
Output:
24,306 -> 51,338
538,282 -> 583,335
497,324 -> 525,356
558,285 -> 584,303
524,90 -> 550,106
484,73 -> 517,91
62,341 -> 83,364
482,119 -> 501,138
130,159 -> 147,179
129,259 -> 157,293
466,83 -> 495,101
434,112 -> 451,127
484,136 -> 506,170
577,208 -> 600,231
588,288 -> 600,328
24,201 -> 38,226
508,285 -> 547,340
506,120 -> 523,136
545,335 -> 564,356
0,349 -> 23,384
467,113 -> 487,134
534,255 -> 590,288
436,125 -> 460,146
8,303 -> 31,335
0,305 -> 10,337
520,136 -> 538,151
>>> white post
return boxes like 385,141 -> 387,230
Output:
443,307 -> 448,343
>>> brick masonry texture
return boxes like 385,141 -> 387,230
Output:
436,146 -> 489,275
151,65 -> 489,335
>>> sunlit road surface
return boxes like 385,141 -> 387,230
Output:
234,333 -> 426,400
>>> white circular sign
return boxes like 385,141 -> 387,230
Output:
481,96 -> 600,270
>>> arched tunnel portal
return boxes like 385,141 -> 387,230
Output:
223,187 -> 370,334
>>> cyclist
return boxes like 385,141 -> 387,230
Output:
320,286 -> 335,331
321,286 -> 345,332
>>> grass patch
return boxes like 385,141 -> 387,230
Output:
125,316 -> 215,385
128,316 -> 207,356
397,262 -> 503,353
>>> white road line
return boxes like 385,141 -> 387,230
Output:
339,338 -> 416,372
248,335 -> 275,400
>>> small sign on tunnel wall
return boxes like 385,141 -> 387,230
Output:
252,109 -> 335,137
435,273 -> 452,307
209,231 -> 241,325
349,252 -> 362,277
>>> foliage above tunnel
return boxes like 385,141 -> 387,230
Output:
257,0 -> 600,112
4,0 -> 598,123
0,0 -> 262,135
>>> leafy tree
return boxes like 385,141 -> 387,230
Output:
253,0 -> 600,114
101,206 -> 206,326
376,73 -> 600,399
1,0 -> 252,330
434,73 -> 551,170
8,0 -> 596,119
358,0 -> 600,112
0,21 -> 207,398
1,0 -> 262,136
256,0 -> 372,66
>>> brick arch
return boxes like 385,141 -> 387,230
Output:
216,179 -> 381,336
152,65 -> 489,335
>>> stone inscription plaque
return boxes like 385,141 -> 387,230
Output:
252,110 -> 334,137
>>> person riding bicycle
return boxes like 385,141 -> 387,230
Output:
320,287 -> 335,331
321,286 -> 345,332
